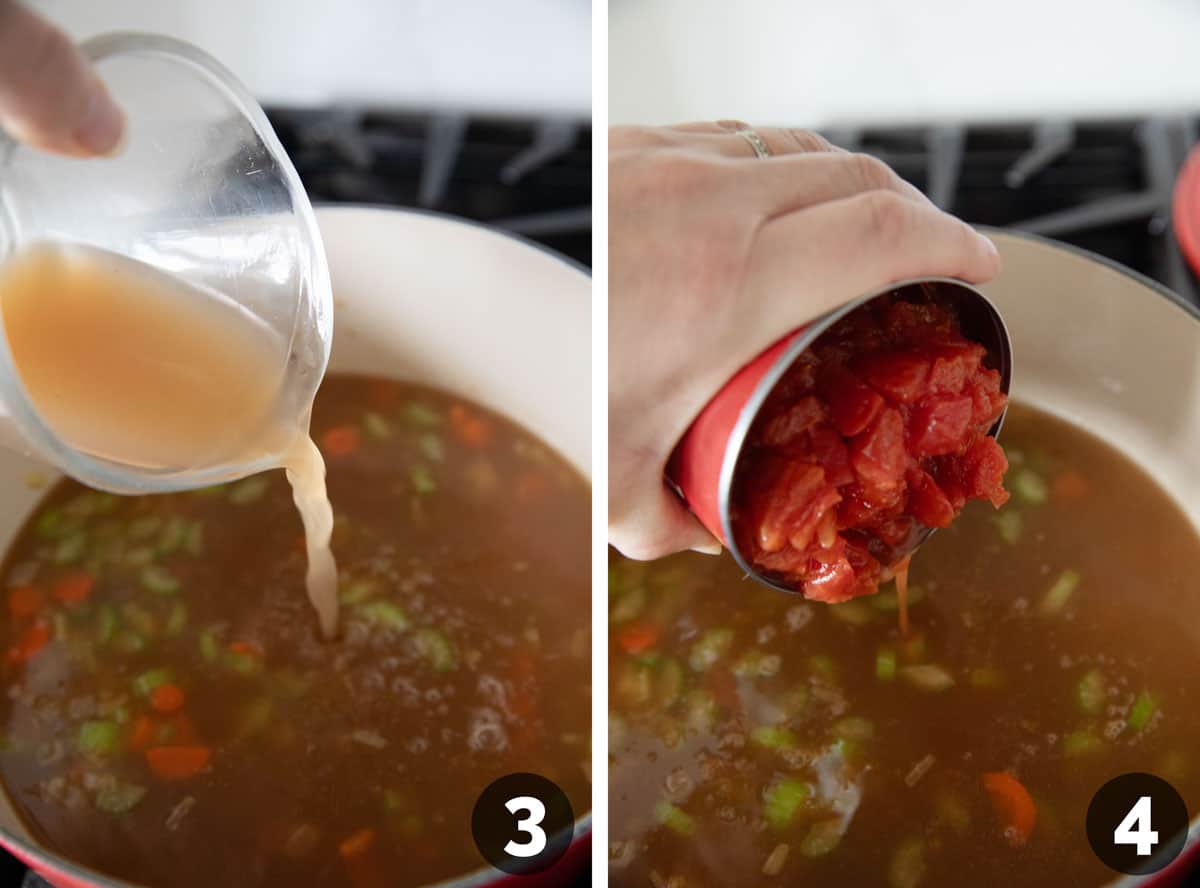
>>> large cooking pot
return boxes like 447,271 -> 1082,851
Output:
978,229 -> 1199,887
0,206 -> 592,887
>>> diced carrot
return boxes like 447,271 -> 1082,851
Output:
338,827 -> 377,860
228,640 -> 262,658
6,585 -> 43,618
7,620 -> 50,662
449,404 -> 493,448
1052,470 -> 1089,500
516,469 -> 550,500
145,745 -> 211,781
150,683 -> 186,715
321,425 -> 362,458
616,622 -> 660,655
128,715 -> 156,751
53,571 -> 95,606
983,771 -> 1036,848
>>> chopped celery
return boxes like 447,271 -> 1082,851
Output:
133,667 -> 174,697
363,412 -> 393,440
764,779 -> 811,829
872,585 -> 926,612
1128,691 -> 1156,732
95,605 -> 118,645
1013,468 -> 1049,504
1077,669 -> 1105,715
829,599 -> 878,626
750,725 -> 797,750
123,546 -> 155,567
832,716 -> 875,742
235,698 -> 274,740
876,647 -> 897,682
94,781 -> 146,814
139,565 -> 180,596
199,628 -> 220,663
935,793 -> 971,835
156,516 -> 187,555
228,476 -> 270,505
112,704 -> 130,725
358,600 -> 409,631
899,633 -> 928,663
165,602 -> 187,638
799,818 -> 844,857
900,665 -> 955,693
77,720 -> 120,756
415,628 -> 457,671
410,465 -> 436,495
183,521 -> 205,556
35,508 -> 68,539
419,433 -> 445,463
968,667 -> 1005,690
194,484 -> 226,497
403,402 -> 442,428
688,628 -> 733,672
114,631 -> 146,654
226,650 -> 262,676
121,602 -> 158,637
1040,569 -> 1081,616
992,511 -> 1023,545
654,657 -> 685,707
733,649 -> 781,678
610,584 -> 646,623
53,531 -> 87,564
1063,729 -> 1102,757
127,515 -> 163,541
654,800 -> 695,836
340,580 -> 378,606
616,662 -> 653,707
684,689 -> 718,731
888,836 -> 926,888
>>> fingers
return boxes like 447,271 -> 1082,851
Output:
666,121 -> 839,159
609,481 -> 722,561
0,2 -> 124,156
729,151 -> 932,219
741,189 -> 1001,342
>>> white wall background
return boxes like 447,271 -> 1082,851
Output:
610,0 -> 1200,127
32,0 -> 592,116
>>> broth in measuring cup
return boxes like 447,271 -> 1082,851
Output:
0,375 -> 591,887
0,242 -> 339,636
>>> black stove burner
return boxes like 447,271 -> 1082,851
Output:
824,117 -> 1200,305
265,109 -> 592,268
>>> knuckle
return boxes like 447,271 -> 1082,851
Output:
859,189 -> 914,247
846,152 -> 898,193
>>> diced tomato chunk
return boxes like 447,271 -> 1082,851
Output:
850,407 -> 906,490
732,294 -> 1009,603
908,394 -> 973,457
760,396 -> 826,447
856,351 -> 931,404
907,468 -> 956,528
827,372 -> 885,437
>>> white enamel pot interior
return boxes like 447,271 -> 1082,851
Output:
980,229 -> 1199,888
0,205 -> 592,888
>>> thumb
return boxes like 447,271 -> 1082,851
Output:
0,2 -> 124,156
610,482 -> 723,561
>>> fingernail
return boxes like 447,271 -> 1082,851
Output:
690,541 -> 723,556
979,234 -> 1000,259
74,84 -> 125,156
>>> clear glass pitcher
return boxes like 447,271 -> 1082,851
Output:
0,33 -> 332,494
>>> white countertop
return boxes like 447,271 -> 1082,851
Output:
33,0 -> 591,117
610,0 -> 1200,127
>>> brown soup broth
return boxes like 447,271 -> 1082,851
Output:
609,403 -> 1200,888
0,374 -> 591,888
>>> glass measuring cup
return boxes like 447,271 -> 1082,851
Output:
0,33 -> 332,494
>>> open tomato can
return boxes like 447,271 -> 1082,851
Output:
667,277 -> 1014,594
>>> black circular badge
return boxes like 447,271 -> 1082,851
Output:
471,773 -> 574,875
1086,772 -> 1188,875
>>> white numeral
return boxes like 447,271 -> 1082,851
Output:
504,795 -> 547,858
1114,796 -> 1159,857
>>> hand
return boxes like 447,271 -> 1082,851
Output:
0,1 -> 124,155
608,121 -> 1001,560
